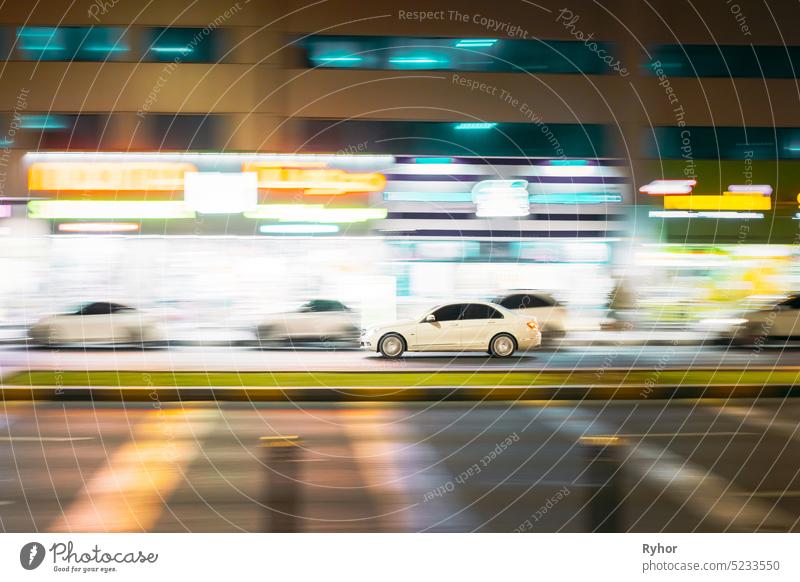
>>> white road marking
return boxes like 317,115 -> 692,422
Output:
0,436 -> 95,442
536,408 -> 795,532
714,406 -> 800,440
600,431 -> 758,438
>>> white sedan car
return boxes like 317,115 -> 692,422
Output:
255,299 -> 360,344
28,302 -> 165,346
361,301 -> 541,358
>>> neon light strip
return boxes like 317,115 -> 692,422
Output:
244,205 -> 387,223
259,224 -> 340,234
19,45 -> 66,51
728,184 -> 773,195
29,201 -> 195,220
83,45 -> 130,53
28,162 -> 197,191
454,122 -> 496,130
383,192 -> 472,202
649,210 -> 764,219
530,193 -> 623,204
455,40 -> 497,48
413,157 -> 454,164
24,152 -> 396,166
150,46 -> 192,53
664,194 -> 771,211
548,159 -> 590,166
58,222 -> 140,233
389,57 -> 444,64
640,179 -> 697,195
19,115 -> 68,130
312,55 -> 362,62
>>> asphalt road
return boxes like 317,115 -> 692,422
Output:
1,344 -> 799,374
2,398 -> 800,532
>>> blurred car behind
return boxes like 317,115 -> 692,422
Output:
28,302 -> 164,346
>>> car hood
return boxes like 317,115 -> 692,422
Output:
368,319 -> 418,333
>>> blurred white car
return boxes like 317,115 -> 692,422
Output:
28,302 -> 164,346
725,295 -> 800,345
491,291 -> 568,341
361,301 -> 541,358
255,299 -> 360,344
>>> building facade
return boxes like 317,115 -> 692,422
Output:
1,0 -> 799,327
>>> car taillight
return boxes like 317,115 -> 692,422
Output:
526,321 -> 539,331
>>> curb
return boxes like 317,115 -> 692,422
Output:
3,383 -> 799,402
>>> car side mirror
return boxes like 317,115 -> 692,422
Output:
425,314 -> 436,323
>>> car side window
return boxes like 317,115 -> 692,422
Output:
463,304 -> 504,320
519,295 -> 550,308
780,296 -> 800,309
485,305 -> 504,319
79,303 -> 111,316
432,304 -> 466,322
498,295 -> 524,309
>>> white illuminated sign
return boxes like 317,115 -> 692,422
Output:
184,172 -> 258,214
471,179 -> 530,218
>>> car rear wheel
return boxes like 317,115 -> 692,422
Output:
379,333 -> 405,358
490,333 -> 516,358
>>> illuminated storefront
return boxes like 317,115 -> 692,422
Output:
0,152 -> 629,327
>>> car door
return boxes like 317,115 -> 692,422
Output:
415,304 -> 466,350
77,302 -> 115,342
459,304 -> 504,349
770,297 -> 800,338
288,301 -> 322,339
318,301 -> 352,339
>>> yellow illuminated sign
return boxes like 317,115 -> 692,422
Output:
242,163 -> 386,195
663,193 -> 771,211
28,162 -> 197,191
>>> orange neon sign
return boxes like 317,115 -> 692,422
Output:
242,163 -> 386,195
28,162 -> 197,191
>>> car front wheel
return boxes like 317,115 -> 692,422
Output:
490,333 -> 517,358
379,333 -> 405,358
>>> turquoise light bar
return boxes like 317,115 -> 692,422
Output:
150,46 -> 192,53
454,122 -> 497,130
17,27 -> 59,37
83,45 -> 130,53
383,192 -> 472,202
455,39 -> 498,48
413,157 -> 453,164
529,193 -> 622,204
19,45 -> 65,51
19,115 -> 68,130
312,55 -> 362,63
548,159 -> 590,166
389,57 -> 444,64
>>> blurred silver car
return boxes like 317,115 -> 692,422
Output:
28,302 -> 165,346
724,295 -> 800,345
255,299 -> 359,344
491,291 -> 568,342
